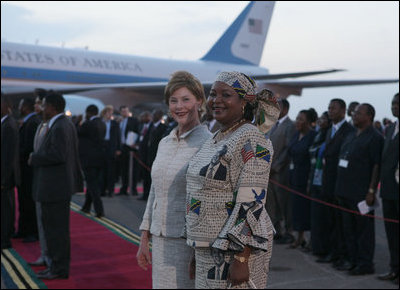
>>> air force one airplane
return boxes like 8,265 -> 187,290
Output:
1,1 -> 398,111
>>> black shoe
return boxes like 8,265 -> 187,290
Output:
275,234 -> 294,245
1,243 -> 12,250
130,191 -> 138,196
316,254 -> 333,263
23,236 -> 38,243
377,271 -> 398,281
13,232 -> 25,239
349,266 -> 374,276
336,260 -> 355,271
95,213 -> 104,218
28,259 -> 46,267
37,268 -> 50,275
37,271 -> 68,280
80,208 -> 90,214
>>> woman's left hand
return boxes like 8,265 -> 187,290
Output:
227,259 -> 250,286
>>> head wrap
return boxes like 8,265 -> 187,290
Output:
215,71 -> 280,134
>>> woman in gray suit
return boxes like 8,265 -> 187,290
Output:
136,71 -> 211,288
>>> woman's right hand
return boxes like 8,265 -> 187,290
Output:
189,251 -> 195,280
136,230 -> 152,270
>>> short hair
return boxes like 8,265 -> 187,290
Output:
86,104 -> 99,115
34,88 -> 47,100
330,98 -> 346,110
44,91 -> 65,113
119,105 -> 128,111
280,99 -> 290,111
101,105 -> 114,117
349,101 -> 360,107
361,103 -> 375,122
21,98 -> 35,112
299,109 -> 314,123
308,108 -> 318,124
164,71 -> 206,115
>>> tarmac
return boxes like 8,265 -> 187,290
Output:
1,184 -> 399,289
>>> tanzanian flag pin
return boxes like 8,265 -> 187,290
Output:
256,144 -> 271,162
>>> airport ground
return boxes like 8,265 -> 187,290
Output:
1,182 -> 398,289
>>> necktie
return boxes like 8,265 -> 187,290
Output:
267,121 -> 279,138
34,122 -> 48,151
330,126 -> 336,138
393,122 -> 399,140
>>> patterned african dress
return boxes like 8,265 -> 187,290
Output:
185,123 -> 274,289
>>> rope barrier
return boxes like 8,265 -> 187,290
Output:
269,179 -> 399,224
129,149 -> 399,224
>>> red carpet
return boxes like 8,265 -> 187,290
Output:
11,209 -> 152,289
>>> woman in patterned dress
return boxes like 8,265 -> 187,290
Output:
184,72 -> 280,289
136,71 -> 211,288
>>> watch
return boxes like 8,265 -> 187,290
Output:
234,255 -> 248,263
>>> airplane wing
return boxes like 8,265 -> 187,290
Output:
252,69 -> 346,80
257,78 -> 399,98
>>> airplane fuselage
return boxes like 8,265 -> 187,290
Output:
1,42 -> 268,89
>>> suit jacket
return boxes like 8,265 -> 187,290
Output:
138,122 -> 153,165
104,119 -> 121,156
78,117 -> 106,168
322,121 -> 354,198
1,116 -> 20,189
19,113 -> 41,165
380,122 -> 399,200
121,116 -> 140,148
269,117 -> 296,180
31,115 -> 82,202
147,122 -> 168,166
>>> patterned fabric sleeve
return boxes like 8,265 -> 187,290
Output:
212,132 -> 274,252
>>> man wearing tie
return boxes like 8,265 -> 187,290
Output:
265,99 -> 296,244
118,106 -> 139,195
316,99 -> 354,268
30,92 -> 82,279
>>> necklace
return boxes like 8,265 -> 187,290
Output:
213,119 -> 248,143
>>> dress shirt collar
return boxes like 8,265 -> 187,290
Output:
172,124 -> 204,140
1,114 -> 9,124
23,112 -> 37,123
278,114 -> 289,125
48,113 -> 64,129
332,118 -> 346,132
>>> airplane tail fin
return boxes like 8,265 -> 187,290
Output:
201,1 -> 275,66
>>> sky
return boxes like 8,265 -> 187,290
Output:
1,1 -> 399,122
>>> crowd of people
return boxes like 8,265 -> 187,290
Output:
1,72 -> 398,288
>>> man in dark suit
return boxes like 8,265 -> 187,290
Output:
316,99 -> 354,266
78,105 -> 106,217
377,93 -> 399,283
15,98 -> 41,243
335,103 -> 383,275
146,110 -> 167,168
30,92 -> 82,279
137,111 -> 153,201
266,99 -> 296,244
1,93 -> 20,250
117,105 -> 140,195
101,105 -> 121,197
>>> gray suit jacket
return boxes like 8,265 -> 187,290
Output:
140,125 -> 211,238
31,115 -> 83,203
380,123 -> 399,200
269,117 -> 296,179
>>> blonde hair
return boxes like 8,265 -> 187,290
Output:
101,105 -> 114,118
164,71 -> 206,117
